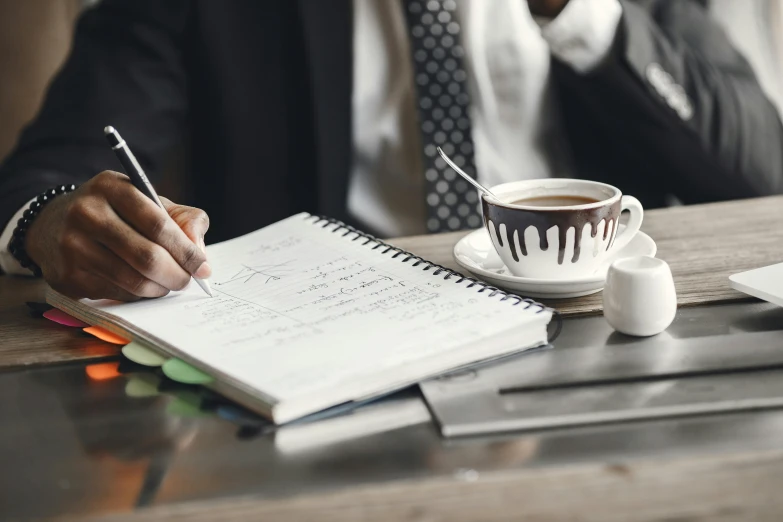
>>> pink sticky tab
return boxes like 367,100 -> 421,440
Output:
43,309 -> 89,328
83,326 -> 130,345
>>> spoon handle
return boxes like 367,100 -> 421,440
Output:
437,147 -> 499,200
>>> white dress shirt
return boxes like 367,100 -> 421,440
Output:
0,0 -> 622,274
347,0 -> 622,237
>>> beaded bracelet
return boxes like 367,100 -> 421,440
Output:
8,184 -> 78,277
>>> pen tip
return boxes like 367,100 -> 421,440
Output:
104,125 -> 116,135
194,277 -> 213,297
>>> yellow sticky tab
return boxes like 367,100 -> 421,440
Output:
122,341 -> 167,367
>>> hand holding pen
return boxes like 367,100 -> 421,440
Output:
105,126 -> 212,297
22,128 -> 213,301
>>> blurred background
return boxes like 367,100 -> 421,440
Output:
0,0 -> 87,163
0,0 -> 781,168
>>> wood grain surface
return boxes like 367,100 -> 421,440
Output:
64,449 -> 783,522
391,195 -> 782,315
0,276 -> 119,369
4,196 -> 783,522
1,196 -> 778,369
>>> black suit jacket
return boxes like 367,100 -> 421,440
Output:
1,0 -> 781,244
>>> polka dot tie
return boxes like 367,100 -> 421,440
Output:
403,0 -> 483,233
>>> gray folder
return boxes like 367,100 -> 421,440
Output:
421,330 -> 783,437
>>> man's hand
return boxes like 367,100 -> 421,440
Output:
25,171 -> 212,301
527,0 -> 569,17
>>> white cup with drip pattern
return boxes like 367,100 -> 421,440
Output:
481,179 -> 644,280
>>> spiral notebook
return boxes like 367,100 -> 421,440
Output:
48,214 -> 553,424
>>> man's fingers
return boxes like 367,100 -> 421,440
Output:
32,171 -> 205,302
79,239 -> 170,298
160,197 -> 210,252
108,187 -> 208,276
55,269 -> 141,302
82,203 -> 192,291
177,209 -> 210,251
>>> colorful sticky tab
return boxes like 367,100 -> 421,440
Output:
162,358 -> 215,385
166,390 -> 206,417
83,326 -> 130,345
122,341 -> 167,367
124,373 -> 162,398
43,309 -> 89,328
85,362 -> 122,381
217,404 -> 266,427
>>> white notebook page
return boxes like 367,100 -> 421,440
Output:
91,214 -> 549,402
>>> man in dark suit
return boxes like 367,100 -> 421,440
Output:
1,0 -> 781,300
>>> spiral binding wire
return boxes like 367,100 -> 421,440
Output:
309,215 -> 563,341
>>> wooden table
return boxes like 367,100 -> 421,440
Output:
0,276 -> 117,369
2,195 -> 779,370
392,195 -> 783,315
4,300 -> 781,522
3,196 -> 783,522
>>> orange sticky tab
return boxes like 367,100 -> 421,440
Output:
85,362 -> 121,381
83,326 -> 129,345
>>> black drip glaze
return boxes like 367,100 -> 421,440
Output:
482,198 -> 622,265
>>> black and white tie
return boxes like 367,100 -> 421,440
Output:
403,0 -> 482,233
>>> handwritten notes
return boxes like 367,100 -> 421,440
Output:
90,214 -> 546,407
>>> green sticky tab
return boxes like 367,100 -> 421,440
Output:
122,341 -> 167,367
166,389 -> 206,417
162,358 -> 215,385
124,373 -> 162,398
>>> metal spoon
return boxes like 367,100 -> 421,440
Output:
437,147 -> 500,201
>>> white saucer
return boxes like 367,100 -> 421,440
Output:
453,225 -> 657,299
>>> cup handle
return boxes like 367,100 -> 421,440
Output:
611,195 -> 644,252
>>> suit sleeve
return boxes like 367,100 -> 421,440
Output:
0,0 -> 191,236
552,0 -> 783,204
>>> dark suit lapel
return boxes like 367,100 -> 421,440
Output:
298,0 -> 353,219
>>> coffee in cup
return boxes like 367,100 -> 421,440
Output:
508,195 -> 600,207
481,180 -> 644,280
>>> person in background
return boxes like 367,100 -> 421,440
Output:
0,0 -> 781,301
710,0 -> 783,119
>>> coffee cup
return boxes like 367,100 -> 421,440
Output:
481,179 -> 643,279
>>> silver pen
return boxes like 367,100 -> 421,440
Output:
104,126 -> 213,297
